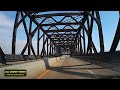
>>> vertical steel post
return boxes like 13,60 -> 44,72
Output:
37,29 -> 40,55
83,29 -> 86,54
96,11 -> 104,53
43,34 -> 45,57
28,18 -> 32,56
12,11 -> 20,54
78,34 -> 79,55
52,43 -> 53,56
75,35 -> 77,56
87,12 -> 93,54
47,38 -> 49,56
79,31 -> 83,54
49,40 -> 52,56
110,12 -> 120,52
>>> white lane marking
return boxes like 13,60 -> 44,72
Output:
87,69 -> 98,78
87,69 -> 94,74
71,58 -> 98,78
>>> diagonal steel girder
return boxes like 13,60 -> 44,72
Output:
23,11 -> 88,53
24,11 -> 61,51
17,11 -> 102,55
110,12 -> 120,52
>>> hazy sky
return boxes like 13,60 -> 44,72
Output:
0,11 -> 120,54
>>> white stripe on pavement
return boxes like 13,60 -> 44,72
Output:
87,69 -> 98,78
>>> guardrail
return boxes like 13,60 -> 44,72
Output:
0,54 -> 42,64
0,54 -> 60,64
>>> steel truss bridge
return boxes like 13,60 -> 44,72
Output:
0,11 -> 120,64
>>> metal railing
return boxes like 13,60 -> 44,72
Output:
0,54 -> 42,64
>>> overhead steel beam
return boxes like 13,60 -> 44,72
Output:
24,11 -> 61,53
55,42 -> 74,44
44,29 -> 78,33
33,12 -> 84,17
40,22 -> 83,26
53,39 -> 75,41
51,37 -> 75,39
11,11 -> 109,57
55,44 -> 74,46
49,34 -> 76,36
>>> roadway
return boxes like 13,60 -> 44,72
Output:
37,56 -> 120,79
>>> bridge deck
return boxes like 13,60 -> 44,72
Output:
37,57 -> 120,79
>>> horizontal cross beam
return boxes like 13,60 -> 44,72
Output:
44,29 -> 78,33
33,12 -> 84,18
49,34 -> 77,37
53,39 -> 75,41
40,22 -> 82,26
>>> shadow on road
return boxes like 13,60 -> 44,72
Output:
99,76 -> 120,79
73,57 -> 120,73
56,64 -> 92,68
43,57 -> 50,69
48,64 -> 116,79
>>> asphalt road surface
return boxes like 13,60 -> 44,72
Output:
37,56 -> 120,79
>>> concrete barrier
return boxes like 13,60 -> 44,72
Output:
0,57 -> 61,79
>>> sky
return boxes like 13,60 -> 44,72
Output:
0,11 -> 120,54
